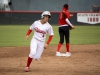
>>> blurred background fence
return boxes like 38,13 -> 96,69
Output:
0,11 -> 100,25
0,0 -> 100,25
7,0 -> 100,12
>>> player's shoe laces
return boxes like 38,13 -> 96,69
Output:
25,67 -> 30,72
65,52 -> 71,57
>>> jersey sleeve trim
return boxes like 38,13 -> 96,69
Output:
46,35 -> 53,44
26,29 -> 32,36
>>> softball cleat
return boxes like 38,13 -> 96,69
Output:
24,67 -> 30,72
56,52 -> 65,56
64,52 -> 71,57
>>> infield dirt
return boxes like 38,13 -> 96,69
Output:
0,45 -> 100,75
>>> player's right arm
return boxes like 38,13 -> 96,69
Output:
25,22 -> 35,40
25,29 -> 32,40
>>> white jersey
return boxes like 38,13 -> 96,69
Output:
30,20 -> 54,42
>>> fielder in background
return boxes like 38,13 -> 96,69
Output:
56,4 -> 75,57
90,4 -> 100,12
24,11 -> 54,72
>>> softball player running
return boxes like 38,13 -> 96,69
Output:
56,4 -> 75,57
24,11 -> 54,72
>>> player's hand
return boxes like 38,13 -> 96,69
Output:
44,43 -> 48,49
25,35 -> 29,40
71,25 -> 75,29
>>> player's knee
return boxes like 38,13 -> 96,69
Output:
34,56 -> 40,60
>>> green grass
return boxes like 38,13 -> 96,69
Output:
70,26 -> 100,44
0,25 -> 100,47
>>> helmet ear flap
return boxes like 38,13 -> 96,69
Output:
41,15 -> 44,18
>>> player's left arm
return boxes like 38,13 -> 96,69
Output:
44,26 -> 54,49
64,12 -> 75,29
46,35 -> 53,44
44,35 -> 53,49
65,18 -> 75,29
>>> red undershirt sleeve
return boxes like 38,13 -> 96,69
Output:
26,29 -> 32,36
46,35 -> 53,45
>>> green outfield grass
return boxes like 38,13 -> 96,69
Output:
0,25 -> 100,47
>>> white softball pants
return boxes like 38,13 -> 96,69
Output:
29,38 -> 45,60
